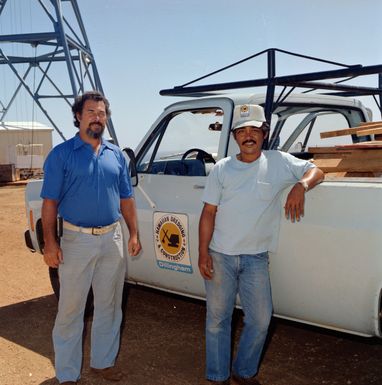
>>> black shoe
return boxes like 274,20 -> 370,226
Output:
90,366 -> 124,382
208,379 -> 230,385
232,373 -> 262,385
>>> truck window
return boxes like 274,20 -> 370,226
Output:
267,105 -> 367,153
278,111 -> 353,152
136,108 -> 222,176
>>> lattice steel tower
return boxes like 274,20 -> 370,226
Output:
0,0 -> 117,144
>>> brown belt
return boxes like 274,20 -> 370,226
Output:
63,220 -> 118,236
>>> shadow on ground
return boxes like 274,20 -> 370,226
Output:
0,294 -> 57,360
1,287 -> 382,385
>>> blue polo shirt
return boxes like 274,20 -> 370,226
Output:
41,134 -> 133,227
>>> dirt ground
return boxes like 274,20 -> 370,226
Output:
1,184 -> 382,385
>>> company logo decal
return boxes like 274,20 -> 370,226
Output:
153,212 -> 192,274
240,104 -> 250,117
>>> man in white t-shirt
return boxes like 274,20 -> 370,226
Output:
198,104 -> 324,385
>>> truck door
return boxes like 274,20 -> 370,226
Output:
128,98 -> 233,298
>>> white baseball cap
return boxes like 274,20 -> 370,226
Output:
231,104 -> 267,131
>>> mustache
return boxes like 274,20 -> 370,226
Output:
90,122 -> 103,128
243,139 -> 256,145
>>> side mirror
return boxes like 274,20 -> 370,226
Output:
208,122 -> 222,131
123,147 -> 138,187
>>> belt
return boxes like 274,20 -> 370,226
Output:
63,220 -> 118,236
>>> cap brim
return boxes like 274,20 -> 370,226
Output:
232,120 -> 264,131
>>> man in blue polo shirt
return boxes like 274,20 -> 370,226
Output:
41,91 -> 141,385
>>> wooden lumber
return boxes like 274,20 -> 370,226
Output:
320,125 -> 378,139
324,172 -> 348,178
308,143 -> 382,175
335,142 -> 382,149
308,143 -> 382,153
312,157 -> 382,173
309,146 -> 354,154
343,172 -> 379,177
324,172 -> 379,178
356,127 -> 382,136
310,150 -> 382,160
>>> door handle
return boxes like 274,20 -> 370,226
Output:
193,184 -> 205,189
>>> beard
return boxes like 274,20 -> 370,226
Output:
86,123 -> 105,139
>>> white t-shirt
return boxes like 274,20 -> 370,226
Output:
202,150 -> 316,255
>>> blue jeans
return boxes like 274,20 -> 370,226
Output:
204,250 -> 272,381
53,223 -> 125,383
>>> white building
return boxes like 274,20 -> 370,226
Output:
0,121 -> 53,182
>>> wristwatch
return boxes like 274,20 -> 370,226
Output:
298,180 -> 309,192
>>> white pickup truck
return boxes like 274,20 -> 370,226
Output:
24,53 -> 382,338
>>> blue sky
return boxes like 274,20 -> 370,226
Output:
1,0 -> 382,148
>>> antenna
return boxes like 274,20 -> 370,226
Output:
0,0 -> 118,145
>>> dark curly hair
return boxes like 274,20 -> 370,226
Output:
71,91 -> 111,128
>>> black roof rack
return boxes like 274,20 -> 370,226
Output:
160,48 -> 382,123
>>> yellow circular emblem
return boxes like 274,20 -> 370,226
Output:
159,222 -> 182,255
154,214 -> 187,262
